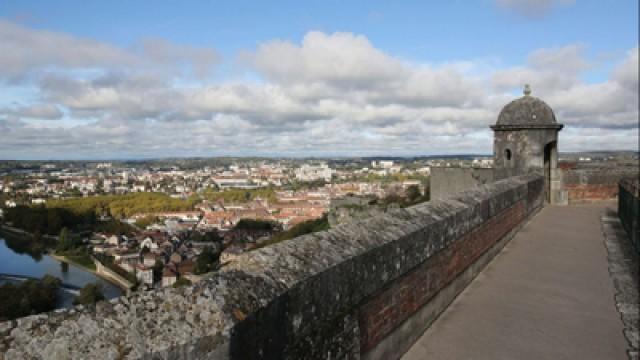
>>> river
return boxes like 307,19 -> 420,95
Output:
0,237 -> 123,308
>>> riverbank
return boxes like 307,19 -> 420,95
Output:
50,253 -> 133,294
0,224 -> 131,294
0,237 -> 123,305
0,223 -> 58,241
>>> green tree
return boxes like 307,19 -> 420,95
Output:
47,210 -> 63,234
0,275 -> 61,321
74,283 -> 105,305
190,230 -> 222,243
233,219 -> 276,231
56,227 -> 72,252
152,259 -> 164,282
405,185 -> 422,203
194,246 -> 221,275
135,215 -> 158,229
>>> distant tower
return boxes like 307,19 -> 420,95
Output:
491,85 -> 564,203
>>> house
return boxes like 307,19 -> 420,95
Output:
139,237 -> 159,251
177,259 -> 195,275
105,235 -> 121,246
135,264 -> 154,286
92,244 -> 116,254
143,252 -> 160,267
169,252 -> 183,264
113,250 -> 139,263
162,267 -> 177,287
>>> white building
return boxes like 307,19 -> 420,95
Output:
135,265 -> 154,286
213,176 -> 256,189
295,164 -> 333,182
372,160 -> 394,169
103,179 -> 112,193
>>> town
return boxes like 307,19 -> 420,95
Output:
2,152 -> 635,294
0,157 -> 457,291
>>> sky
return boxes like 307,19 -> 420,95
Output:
0,0 -> 637,160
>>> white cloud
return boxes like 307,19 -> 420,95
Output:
496,0 -> 575,18
0,20 -> 218,81
253,32 -> 405,87
1,103 -> 63,120
0,21 -> 636,159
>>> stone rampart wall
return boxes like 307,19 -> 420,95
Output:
618,178 -> 640,254
0,174 -> 544,360
563,168 -> 639,203
430,167 -> 521,200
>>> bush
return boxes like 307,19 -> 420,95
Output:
233,219 -> 277,231
256,215 -> 330,249
405,185 -> 422,202
194,246 -> 221,274
172,277 -> 192,288
189,230 -> 222,243
74,283 -> 105,305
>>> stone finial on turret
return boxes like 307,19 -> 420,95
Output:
523,84 -> 531,96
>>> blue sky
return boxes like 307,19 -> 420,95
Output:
0,0 -> 637,159
2,1 -> 636,74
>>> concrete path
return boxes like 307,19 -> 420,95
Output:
403,204 -> 628,360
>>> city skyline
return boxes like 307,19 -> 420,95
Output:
0,0 -> 638,160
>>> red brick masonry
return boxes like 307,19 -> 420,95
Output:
359,200 -> 526,352
564,184 -> 618,202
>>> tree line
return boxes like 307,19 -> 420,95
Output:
202,187 -> 278,203
0,275 -> 106,321
2,192 -> 196,235
47,192 -> 197,219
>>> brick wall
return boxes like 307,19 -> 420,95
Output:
564,183 -> 619,201
563,168 -> 639,203
359,200 -> 525,352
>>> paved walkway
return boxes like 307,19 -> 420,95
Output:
403,204 -> 628,360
